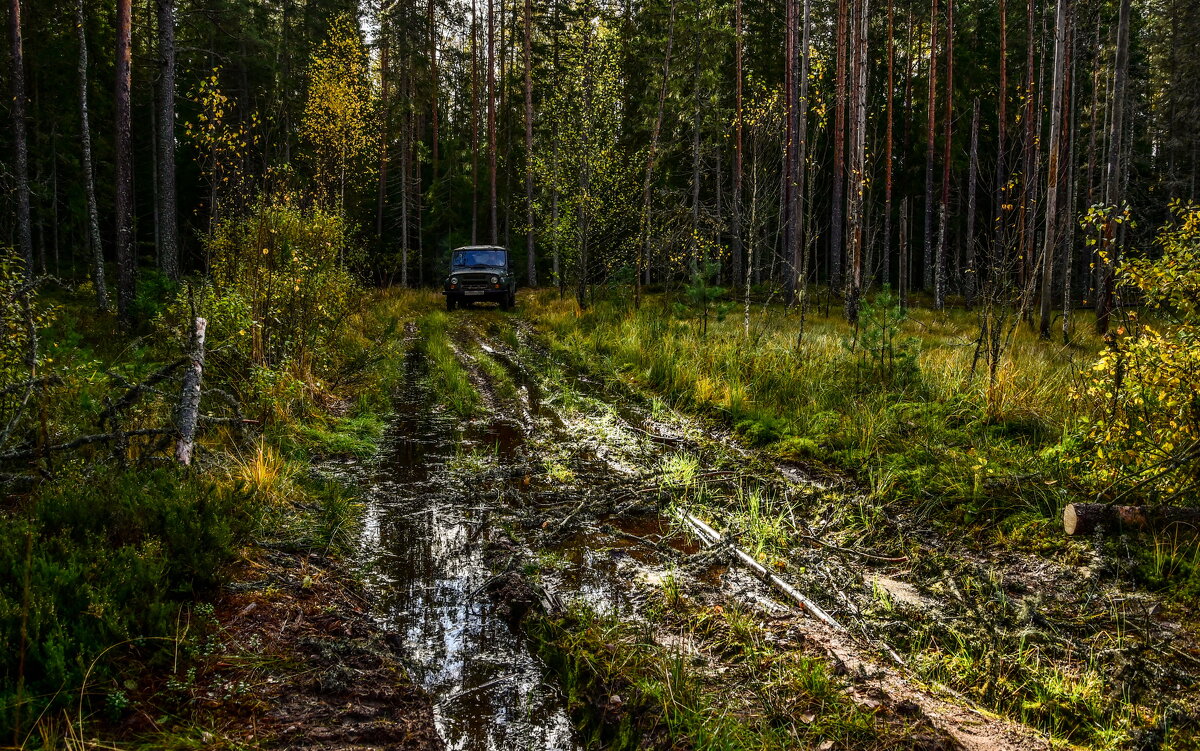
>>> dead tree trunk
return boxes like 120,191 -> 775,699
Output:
8,0 -> 33,278
76,0 -> 109,311
175,317 -> 207,466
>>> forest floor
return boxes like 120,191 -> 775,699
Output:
287,293 -> 1195,751
28,289 -> 1198,751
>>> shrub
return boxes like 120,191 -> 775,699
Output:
0,468 -> 251,734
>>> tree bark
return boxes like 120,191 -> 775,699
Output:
844,0 -> 869,322
883,0 -> 894,290
831,0 -> 848,292
965,99 -> 980,307
8,0 -> 33,278
1095,0 -> 1130,335
471,0 -> 480,243
175,317 -> 207,466
377,18 -> 390,244
923,0 -> 938,293
487,0 -> 498,244
523,0 -> 536,286
156,0 -> 178,280
636,0 -> 676,301
1064,503 -> 1200,536
76,0 -> 109,311
429,0 -> 440,174
115,0 -> 136,322
732,0 -> 744,290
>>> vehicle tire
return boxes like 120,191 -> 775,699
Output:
500,291 -> 513,311
508,291 -> 517,311
446,296 -> 456,311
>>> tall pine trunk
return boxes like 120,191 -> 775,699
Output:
523,0 -> 536,285
935,0 -> 953,309
965,99 -> 980,307
883,0 -> 894,289
845,0 -> 869,321
830,0 -> 848,291
156,0 -> 178,279
1095,0 -> 1129,334
7,0 -> 33,278
487,0 -> 498,243
923,0 -> 939,292
732,0 -> 744,290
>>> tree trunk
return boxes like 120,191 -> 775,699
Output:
883,0 -> 894,290
993,0 -> 1008,287
1095,0 -> 1130,335
487,0 -> 498,244
175,317 -> 207,466
732,0 -> 744,290
76,0 -> 109,311
1064,503 -> 1200,536
156,0 -> 178,280
923,0 -> 938,293
1039,0 -> 1070,338
935,0 -> 952,310
115,0 -> 136,322
845,0 -> 869,322
637,0 -> 676,300
429,0 -> 440,174
690,20 -> 702,277
965,99 -> 980,307
523,0 -> 536,286
8,0 -> 33,278
831,0 -> 848,292
377,19 -> 390,244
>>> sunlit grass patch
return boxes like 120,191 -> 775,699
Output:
419,310 -> 479,416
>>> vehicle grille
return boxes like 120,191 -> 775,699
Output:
457,272 -> 493,290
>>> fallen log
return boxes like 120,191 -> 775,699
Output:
1063,503 -> 1200,536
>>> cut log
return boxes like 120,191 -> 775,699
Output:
1064,503 -> 1200,536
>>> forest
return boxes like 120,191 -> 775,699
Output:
1,0 -> 1199,746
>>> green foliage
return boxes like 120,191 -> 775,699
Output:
0,469 -> 250,734
186,199 -> 359,376
676,262 -> 732,336
1076,202 -> 1200,501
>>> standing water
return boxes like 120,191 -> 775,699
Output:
353,348 -> 578,751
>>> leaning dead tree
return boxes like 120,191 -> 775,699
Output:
175,317 -> 207,465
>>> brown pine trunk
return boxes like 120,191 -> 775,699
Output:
923,0 -> 938,292
156,0 -> 178,280
965,99 -> 980,307
1039,0 -> 1070,338
76,0 -> 109,310
1095,0 -> 1129,335
993,0 -> 1008,285
831,0 -> 848,291
8,0 -> 33,278
115,0 -> 136,321
783,0 -> 796,299
883,0 -> 894,289
523,0 -> 535,286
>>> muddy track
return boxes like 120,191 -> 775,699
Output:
334,307 -> 1196,750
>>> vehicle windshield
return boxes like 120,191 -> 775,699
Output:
452,249 -> 507,268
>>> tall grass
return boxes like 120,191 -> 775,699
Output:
526,290 -> 1099,529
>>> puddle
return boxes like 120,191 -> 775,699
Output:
356,349 -> 578,751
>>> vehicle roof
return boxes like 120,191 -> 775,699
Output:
452,245 -> 508,252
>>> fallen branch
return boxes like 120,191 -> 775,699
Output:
677,509 -> 844,631
0,428 -> 175,462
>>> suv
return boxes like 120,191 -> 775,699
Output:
443,245 -> 517,311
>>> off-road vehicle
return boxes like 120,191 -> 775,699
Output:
442,245 -> 517,311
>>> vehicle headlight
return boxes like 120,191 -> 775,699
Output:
490,275 -> 500,284
449,276 -> 459,285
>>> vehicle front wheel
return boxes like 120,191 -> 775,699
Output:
500,291 -> 514,311
446,296 -> 456,311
